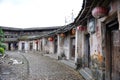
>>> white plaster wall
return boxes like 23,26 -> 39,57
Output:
38,40 -> 40,51
42,38 -> 50,53
81,32 -> 85,58
33,40 -> 36,50
89,20 -> 102,56
75,29 -> 79,62
63,34 -> 71,60
57,35 -> 61,56
11,43 -> 13,51
77,30 -> 83,58
75,28 -> 87,63
18,41 -> 22,51
18,41 -> 33,51
90,34 -> 97,55
48,41 -> 54,54
27,41 -> 30,50
39,39 -> 42,51
25,41 -> 29,51
42,38 -> 46,52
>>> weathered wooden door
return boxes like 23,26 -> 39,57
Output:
71,38 -> 75,58
30,42 -> 33,51
84,34 -> 90,67
22,43 -> 25,51
111,30 -> 120,80
54,39 -> 57,53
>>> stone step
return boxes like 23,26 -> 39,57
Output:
79,68 -> 94,80
60,60 -> 76,69
84,68 -> 93,77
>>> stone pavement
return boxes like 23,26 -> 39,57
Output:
44,53 -> 76,69
23,52 -> 85,80
0,51 -> 85,80
0,51 -> 29,80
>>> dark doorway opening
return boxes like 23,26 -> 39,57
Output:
22,43 -> 25,51
8,43 -> 11,50
30,42 -> 33,51
36,42 -> 38,51
13,42 -> 18,50
40,41 -> 42,51
85,34 -> 90,67
71,37 -> 75,60
54,39 -> 58,54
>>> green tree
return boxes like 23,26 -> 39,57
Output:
0,28 -> 4,41
0,28 -> 5,56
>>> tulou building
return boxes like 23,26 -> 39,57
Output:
1,0 -> 120,80
1,26 -> 60,52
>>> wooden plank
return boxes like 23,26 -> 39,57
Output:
112,30 -> 120,80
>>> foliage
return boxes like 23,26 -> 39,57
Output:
0,44 -> 6,50
0,28 -> 5,56
0,47 -> 5,55
0,28 -> 4,38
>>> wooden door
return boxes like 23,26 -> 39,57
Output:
71,38 -> 75,58
111,30 -> 120,80
30,43 -> 33,51
85,34 -> 90,67
22,43 -> 25,51
8,43 -> 11,50
54,39 -> 57,53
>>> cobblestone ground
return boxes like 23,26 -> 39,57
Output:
23,52 -> 85,80
0,51 -> 28,80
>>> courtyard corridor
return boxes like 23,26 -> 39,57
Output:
0,51 -> 84,80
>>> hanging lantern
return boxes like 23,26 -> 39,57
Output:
71,28 -> 76,35
92,7 -> 108,18
77,25 -> 87,31
35,40 -> 38,44
48,37 -> 53,41
60,33 -> 65,37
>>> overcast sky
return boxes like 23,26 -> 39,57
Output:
0,0 -> 83,28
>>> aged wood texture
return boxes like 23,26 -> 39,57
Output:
106,30 -> 111,80
111,30 -> 120,80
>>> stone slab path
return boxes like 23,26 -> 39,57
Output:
23,52 -> 84,80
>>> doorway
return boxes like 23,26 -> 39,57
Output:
30,42 -> 33,51
8,43 -> 11,50
84,34 -> 90,67
40,41 -> 42,51
13,42 -> 18,50
105,19 -> 120,80
22,43 -> 25,51
36,42 -> 38,51
54,39 -> 58,54
71,37 -> 75,60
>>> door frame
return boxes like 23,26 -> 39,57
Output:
70,37 -> 75,60
84,33 -> 90,67
105,18 -> 119,80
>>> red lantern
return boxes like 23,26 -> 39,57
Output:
60,33 -> 65,37
36,40 -> 38,44
77,26 -> 87,31
48,37 -> 53,41
71,29 -> 76,35
92,7 -> 108,18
